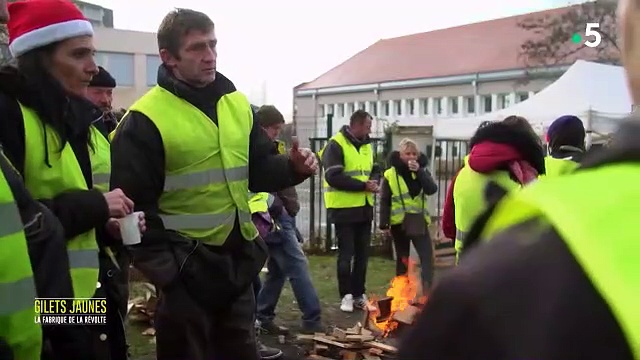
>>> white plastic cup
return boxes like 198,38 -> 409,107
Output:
119,211 -> 143,245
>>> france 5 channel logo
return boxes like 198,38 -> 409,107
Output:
571,23 -> 602,48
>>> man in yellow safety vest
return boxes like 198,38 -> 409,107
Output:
398,1 -> 640,358
320,109 -> 379,313
109,9 -> 317,360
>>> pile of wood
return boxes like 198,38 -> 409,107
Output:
298,323 -> 397,360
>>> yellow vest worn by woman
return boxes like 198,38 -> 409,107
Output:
20,104 -> 104,299
383,167 -> 430,226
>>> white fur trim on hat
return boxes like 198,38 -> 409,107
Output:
9,19 -> 93,57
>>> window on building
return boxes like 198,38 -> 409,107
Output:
369,101 -> 377,116
465,96 -> 475,114
450,97 -> 459,114
318,105 -> 325,117
394,100 -> 402,116
483,95 -> 493,113
327,104 -> 335,115
347,103 -> 354,115
517,92 -> 529,102
95,51 -> 135,86
420,98 -> 429,115
407,99 -> 415,115
337,104 -> 344,117
145,55 -> 161,86
382,101 -> 390,116
433,98 -> 443,115
452,146 -> 458,157
358,102 -> 365,110
498,94 -> 511,109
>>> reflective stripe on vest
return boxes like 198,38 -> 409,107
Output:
0,157 -> 43,359
124,86 -> 258,245
323,132 -> 374,209
20,104 -> 100,299
453,156 -> 519,258
383,167 -> 430,226
481,163 -> 640,358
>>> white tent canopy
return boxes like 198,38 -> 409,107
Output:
434,60 -> 632,140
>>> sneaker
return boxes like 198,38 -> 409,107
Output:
258,342 -> 283,360
340,294 -> 354,313
354,294 -> 368,309
258,320 -> 290,335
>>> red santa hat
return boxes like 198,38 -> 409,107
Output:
7,0 -> 94,58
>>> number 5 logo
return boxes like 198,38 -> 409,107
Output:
584,23 -> 602,48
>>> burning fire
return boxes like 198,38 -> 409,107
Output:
367,258 -> 427,337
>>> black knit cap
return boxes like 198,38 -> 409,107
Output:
89,66 -> 116,88
256,105 -> 285,127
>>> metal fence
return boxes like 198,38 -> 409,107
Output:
292,127 -> 470,252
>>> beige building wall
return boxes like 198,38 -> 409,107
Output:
93,27 -> 159,109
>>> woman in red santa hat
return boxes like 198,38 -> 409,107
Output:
0,0 -> 143,359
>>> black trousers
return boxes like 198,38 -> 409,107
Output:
155,283 -> 259,360
390,226 -> 434,289
335,221 -> 372,298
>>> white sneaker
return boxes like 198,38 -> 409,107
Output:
354,294 -> 368,309
340,294 -> 354,312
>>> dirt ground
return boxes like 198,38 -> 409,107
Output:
128,255 -> 399,360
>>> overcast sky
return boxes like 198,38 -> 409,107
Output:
89,0 -> 581,119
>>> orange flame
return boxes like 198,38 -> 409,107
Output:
367,258 -> 427,337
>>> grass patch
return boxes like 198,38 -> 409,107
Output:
126,254 -> 396,359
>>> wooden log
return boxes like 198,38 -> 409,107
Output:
364,341 -> 397,354
391,305 -> 421,325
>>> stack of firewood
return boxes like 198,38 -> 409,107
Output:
297,323 -> 398,360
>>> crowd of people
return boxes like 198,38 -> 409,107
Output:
1,0 -> 639,359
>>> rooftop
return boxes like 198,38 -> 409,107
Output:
296,5 -> 604,91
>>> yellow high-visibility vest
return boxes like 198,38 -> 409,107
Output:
383,167 -> 430,226
544,156 -> 578,177
453,156 -> 519,264
21,104 -> 100,299
481,163 -> 640,359
122,86 -> 258,245
0,152 -> 42,360
248,192 -> 274,214
322,132 -> 373,209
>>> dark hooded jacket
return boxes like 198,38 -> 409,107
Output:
109,65 -> 309,311
0,66 -> 121,359
441,122 -> 545,240
398,120 -> 639,360
379,151 -> 437,229
320,125 -> 381,223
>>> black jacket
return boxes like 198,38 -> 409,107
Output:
379,151 -> 437,229
320,125 -> 381,223
109,65 -> 308,309
398,121 -> 640,360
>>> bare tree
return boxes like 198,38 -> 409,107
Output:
518,1 -> 619,70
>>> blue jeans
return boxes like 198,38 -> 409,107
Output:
257,213 -> 322,329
